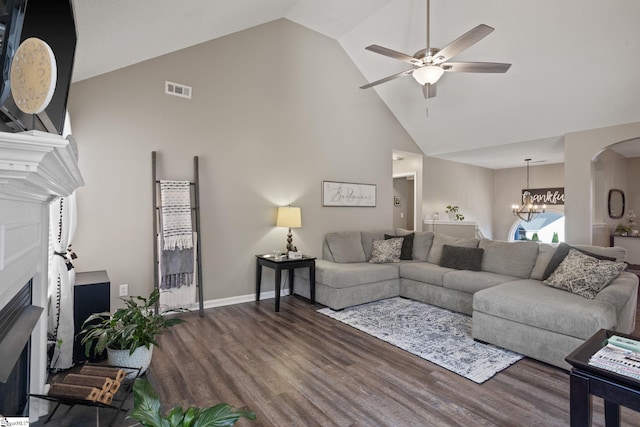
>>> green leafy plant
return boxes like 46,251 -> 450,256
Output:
130,378 -> 256,427
445,205 -> 465,221
531,232 -> 540,242
615,224 -> 632,235
552,232 -> 559,243
79,289 -> 185,356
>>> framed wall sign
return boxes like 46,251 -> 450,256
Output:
522,187 -> 565,206
322,181 -> 376,207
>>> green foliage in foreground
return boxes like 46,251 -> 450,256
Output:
130,378 -> 256,427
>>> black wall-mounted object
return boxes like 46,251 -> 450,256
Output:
0,0 -> 77,135
608,189 -> 625,219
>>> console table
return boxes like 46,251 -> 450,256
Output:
255,255 -> 315,312
565,329 -> 640,426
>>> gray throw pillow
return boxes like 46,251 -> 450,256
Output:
440,245 -> 484,271
385,233 -> 414,260
543,249 -> 627,299
369,238 -> 403,263
427,234 -> 479,265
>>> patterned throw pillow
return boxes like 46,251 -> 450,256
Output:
369,238 -> 404,263
543,249 -> 627,299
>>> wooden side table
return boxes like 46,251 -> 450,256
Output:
255,254 -> 316,312
565,328 -> 640,426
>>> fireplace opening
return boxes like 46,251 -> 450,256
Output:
0,280 -> 42,417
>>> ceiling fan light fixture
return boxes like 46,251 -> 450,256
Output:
412,65 -> 444,85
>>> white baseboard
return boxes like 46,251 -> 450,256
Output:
183,288 -> 291,312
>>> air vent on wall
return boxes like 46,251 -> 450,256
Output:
165,81 -> 192,99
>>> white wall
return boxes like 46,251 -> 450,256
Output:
493,163 -> 565,241
67,19 -> 422,307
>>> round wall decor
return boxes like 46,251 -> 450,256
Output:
10,37 -> 57,114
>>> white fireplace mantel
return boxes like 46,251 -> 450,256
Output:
0,130 -> 83,421
0,130 -> 84,202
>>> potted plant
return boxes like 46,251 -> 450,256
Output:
445,205 -> 465,221
130,378 -> 256,427
79,288 -> 184,376
615,224 -> 632,236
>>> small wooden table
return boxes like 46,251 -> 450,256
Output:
565,329 -> 640,427
255,254 -> 316,312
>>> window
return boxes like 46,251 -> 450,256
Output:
510,212 -> 564,243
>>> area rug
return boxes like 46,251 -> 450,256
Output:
318,297 -> 523,383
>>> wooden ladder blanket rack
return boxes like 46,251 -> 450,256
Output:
152,151 -> 204,316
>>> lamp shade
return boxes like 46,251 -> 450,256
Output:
276,206 -> 302,228
412,65 -> 445,85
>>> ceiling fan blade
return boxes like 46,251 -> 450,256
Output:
360,69 -> 414,89
433,24 -> 494,64
365,45 -> 421,65
422,83 -> 437,99
443,61 -> 511,73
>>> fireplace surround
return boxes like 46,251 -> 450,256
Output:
0,130 -> 83,421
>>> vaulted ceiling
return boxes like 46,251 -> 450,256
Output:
70,0 -> 640,169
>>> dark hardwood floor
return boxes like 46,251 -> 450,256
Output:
148,295 -> 640,427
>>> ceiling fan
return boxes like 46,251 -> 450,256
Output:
360,0 -> 511,98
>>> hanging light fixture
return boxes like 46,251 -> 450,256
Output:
512,158 -> 546,222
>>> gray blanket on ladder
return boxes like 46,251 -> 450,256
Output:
161,247 -> 194,289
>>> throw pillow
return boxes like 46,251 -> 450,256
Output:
543,249 -> 627,299
439,245 -> 484,271
369,238 -> 404,263
542,242 -> 617,280
385,233 -> 414,260
426,234 -> 479,265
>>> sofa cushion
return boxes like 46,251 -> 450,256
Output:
427,234 -> 479,265
360,230 -> 391,260
479,239 -> 539,279
309,260 -> 399,288
530,243 -> 557,280
542,242 -> 619,280
385,233 -> 414,260
440,245 -> 484,271
443,270 -> 518,294
411,231 -> 435,262
543,249 -> 627,299
369,238 -> 403,263
473,280 -> 618,340
573,244 -> 626,262
326,231 -> 366,263
399,262 -> 452,287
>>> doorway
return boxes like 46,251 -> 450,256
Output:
393,175 -> 415,230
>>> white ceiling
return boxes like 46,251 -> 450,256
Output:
70,0 -> 640,169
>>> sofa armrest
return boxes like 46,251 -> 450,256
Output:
594,271 -> 639,333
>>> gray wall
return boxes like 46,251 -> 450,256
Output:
422,157 -> 494,238
67,19 -> 422,307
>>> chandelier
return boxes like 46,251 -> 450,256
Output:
512,158 -> 545,222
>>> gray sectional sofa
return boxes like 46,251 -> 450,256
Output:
293,229 -> 639,369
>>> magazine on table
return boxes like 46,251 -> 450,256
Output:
589,336 -> 640,380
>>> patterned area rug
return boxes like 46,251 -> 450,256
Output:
318,297 -> 523,383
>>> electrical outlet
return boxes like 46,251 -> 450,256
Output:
119,284 -> 128,297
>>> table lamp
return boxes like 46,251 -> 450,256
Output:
276,205 -> 302,252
